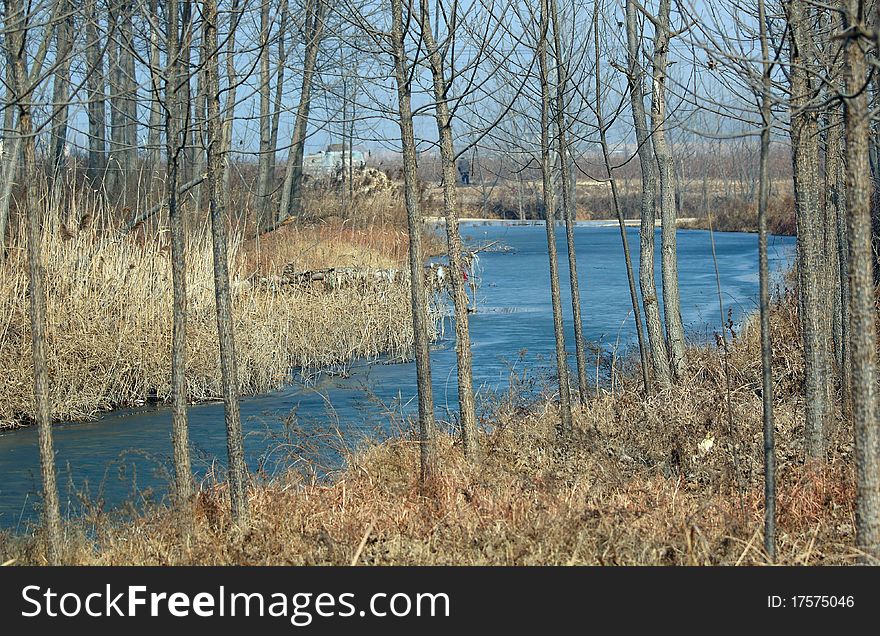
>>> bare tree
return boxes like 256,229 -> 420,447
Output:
165,0 -> 195,522
146,0 -> 164,174
538,0 -> 573,435
84,0 -> 107,183
0,27 -> 18,251
219,0 -> 244,194
49,0 -> 73,174
824,4 -> 850,413
417,0 -> 479,460
843,0 -> 879,561
625,0 -> 672,389
107,1 -> 138,202
593,0 -> 651,395
267,0 -> 289,211
757,0 -> 776,562
820,11 -> 845,404
204,0 -> 249,526
7,0 -> 63,563
550,0 -> 588,404
178,2 -> 194,186
645,0 -> 686,379
257,0 -> 275,223
390,0 -> 436,481
279,0 -> 327,223
254,0 -> 290,224
787,0 -> 830,461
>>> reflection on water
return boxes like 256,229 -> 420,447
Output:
0,223 -> 795,528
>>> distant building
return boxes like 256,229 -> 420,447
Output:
303,144 -> 367,178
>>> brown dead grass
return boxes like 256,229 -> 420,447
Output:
243,220 -> 444,278
0,185 -> 431,429
428,176 -> 797,237
679,194 -> 797,236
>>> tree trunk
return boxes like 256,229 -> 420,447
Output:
84,0 -> 106,183
279,0 -> 326,223
220,0 -> 243,195
107,5 -> 123,200
192,58 -> 207,213
789,0 -> 830,460
105,3 -> 138,202
650,0 -> 686,379
0,134 -> 18,254
257,0 -> 273,226
836,137 -> 852,413
9,0 -> 63,563
0,28 -> 18,252
550,0 -> 588,404
594,3 -> 650,395
845,0 -> 879,561
50,3 -> 73,175
267,0 -> 289,205
166,0 -> 195,522
205,0 -> 249,526
419,0 -> 479,461
347,82 -> 355,206
1,28 -> 16,250
517,171 -> 525,221
823,26 -> 843,388
824,118 -> 842,337
146,0 -> 163,175
120,4 -> 137,176
625,0 -> 671,389
390,0 -> 436,483
758,0 -> 776,562
539,0 -> 573,435
2,38 -> 13,139
827,5 -> 851,413
179,2 -> 193,186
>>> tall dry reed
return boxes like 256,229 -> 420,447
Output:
0,184 -> 425,428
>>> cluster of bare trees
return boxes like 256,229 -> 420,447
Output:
3,0 -> 880,563
665,0 -> 880,561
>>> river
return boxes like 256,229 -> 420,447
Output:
0,222 -> 795,529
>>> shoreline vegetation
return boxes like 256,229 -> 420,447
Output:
419,178 -> 797,236
426,215 -> 788,235
0,200 -> 781,434
1,289 -> 860,565
0,185 -> 442,431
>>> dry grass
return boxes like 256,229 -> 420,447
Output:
1,288 -> 864,566
0,185 -> 430,429
679,194 -> 797,236
244,221 -> 439,278
425,176 -> 798,237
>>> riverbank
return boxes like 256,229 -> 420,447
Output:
426,213 -> 796,236
678,200 -> 797,235
425,216 -> 699,227
422,180 -> 796,236
1,290 -> 861,565
0,198 -> 431,430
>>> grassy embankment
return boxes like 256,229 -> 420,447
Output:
429,177 -> 797,235
676,193 -> 797,235
1,283 -> 864,565
0,181 -> 439,430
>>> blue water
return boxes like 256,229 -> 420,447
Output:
0,223 -> 795,529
